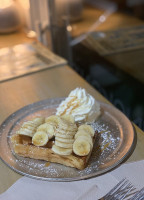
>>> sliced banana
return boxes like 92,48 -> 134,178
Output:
32,131 -> 49,146
56,128 -> 76,136
37,123 -> 55,139
76,135 -> 93,148
52,145 -> 72,156
18,117 -> 44,137
45,115 -> 59,127
55,141 -> 73,148
75,130 -> 92,140
22,121 -> 36,129
18,123 -> 36,137
32,117 -> 45,126
18,128 -> 35,137
61,115 -> 75,123
58,118 -> 77,131
73,138 -> 91,156
55,136 -> 74,144
55,132 -> 74,139
78,124 -> 95,137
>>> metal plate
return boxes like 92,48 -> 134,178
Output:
0,98 -> 135,181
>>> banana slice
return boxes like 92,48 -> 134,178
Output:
61,115 -> 75,123
32,131 -> 49,146
55,141 -> 73,148
58,118 -> 77,131
18,128 -> 35,137
18,123 -> 36,137
76,135 -> 93,148
52,145 -> 72,156
73,138 -> 91,156
55,132 -> 74,139
78,124 -> 95,137
45,115 -> 59,127
22,121 -> 36,129
37,123 -> 55,139
75,130 -> 92,140
18,117 -> 44,137
55,136 -> 74,144
56,128 -> 76,136
32,117 -> 45,126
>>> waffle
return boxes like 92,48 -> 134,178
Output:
11,132 -> 97,170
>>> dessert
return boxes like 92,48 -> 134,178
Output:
11,88 -> 100,170
56,88 -> 101,123
16,117 -> 45,137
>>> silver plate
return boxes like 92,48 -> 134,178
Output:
0,98 -> 135,181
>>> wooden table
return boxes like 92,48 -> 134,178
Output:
0,29 -> 35,49
0,6 -> 144,194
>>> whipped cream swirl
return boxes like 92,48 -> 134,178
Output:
56,88 -> 101,123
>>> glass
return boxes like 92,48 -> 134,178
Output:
47,0 -> 72,64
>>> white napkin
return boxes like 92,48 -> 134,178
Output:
0,160 -> 144,200
0,174 -> 118,200
111,160 -> 144,190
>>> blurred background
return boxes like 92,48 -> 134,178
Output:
0,0 -> 144,130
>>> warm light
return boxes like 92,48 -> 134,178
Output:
27,30 -> 36,38
18,0 -> 30,29
0,0 -> 13,9
18,0 -> 29,10
67,25 -> 72,32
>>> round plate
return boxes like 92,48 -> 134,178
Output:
0,98 -> 135,181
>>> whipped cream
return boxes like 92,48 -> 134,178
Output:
56,88 -> 101,123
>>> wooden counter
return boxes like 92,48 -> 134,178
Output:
0,29 -> 35,49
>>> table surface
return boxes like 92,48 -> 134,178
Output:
0,5 -> 144,194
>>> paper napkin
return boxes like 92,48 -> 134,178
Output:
0,174 -> 118,200
0,160 -> 144,200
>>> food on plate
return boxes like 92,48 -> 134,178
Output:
56,88 -> 101,123
16,117 -> 45,137
37,123 -> 55,139
11,88 -> 100,169
11,115 -> 97,170
32,131 -> 49,146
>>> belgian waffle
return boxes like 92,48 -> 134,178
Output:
11,132 -> 97,170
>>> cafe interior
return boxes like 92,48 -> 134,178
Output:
0,0 -> 144,199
